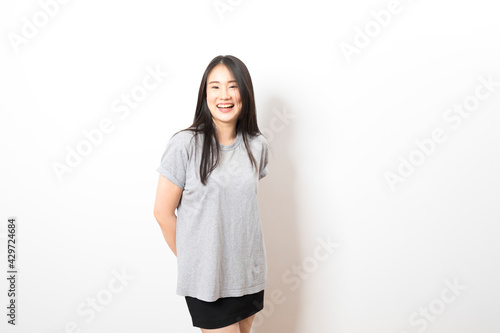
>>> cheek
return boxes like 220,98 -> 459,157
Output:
206,92 -> 216,104
234,91 -> 242,103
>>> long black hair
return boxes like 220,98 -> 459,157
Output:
172,55 -> 265,185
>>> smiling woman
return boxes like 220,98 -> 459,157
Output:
153,55 -> 271,332
206,64 -> 244,145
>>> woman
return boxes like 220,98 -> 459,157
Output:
153,55 -> 271,332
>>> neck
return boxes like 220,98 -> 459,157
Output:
214,123 -> 237,145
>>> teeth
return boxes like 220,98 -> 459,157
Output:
217,104 -> 234,108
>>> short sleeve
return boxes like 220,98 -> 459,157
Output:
156,132 -> 189,190
259,139 -> 269,180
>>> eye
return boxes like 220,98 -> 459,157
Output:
211,86 -> 218,89
230,85 -> 238,89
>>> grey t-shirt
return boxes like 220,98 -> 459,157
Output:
156,129 -> 269,302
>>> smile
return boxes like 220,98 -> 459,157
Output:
217,103 -> 234,112
217,103 -> 234,109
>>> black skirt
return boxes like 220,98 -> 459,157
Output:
184,289 -> 265,329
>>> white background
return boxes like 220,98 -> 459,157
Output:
1,0 -> 499,332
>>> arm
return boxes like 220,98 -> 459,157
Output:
153,174 -> 183,257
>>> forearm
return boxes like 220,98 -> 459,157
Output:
155,214 -> 177,257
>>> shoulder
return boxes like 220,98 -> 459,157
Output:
249,133 -> 269,150
247,132 -> 267,144
169,129 -> 198,147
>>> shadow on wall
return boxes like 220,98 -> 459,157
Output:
252,97 -> 303,333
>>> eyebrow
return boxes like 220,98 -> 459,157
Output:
208,80 -> 237,84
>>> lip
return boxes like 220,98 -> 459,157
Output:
218,106 -> 233,113
217,103 -> 235,113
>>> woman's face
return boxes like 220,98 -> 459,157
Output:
206,64 -> 242,130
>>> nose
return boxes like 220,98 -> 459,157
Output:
220,86 -> 230,99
